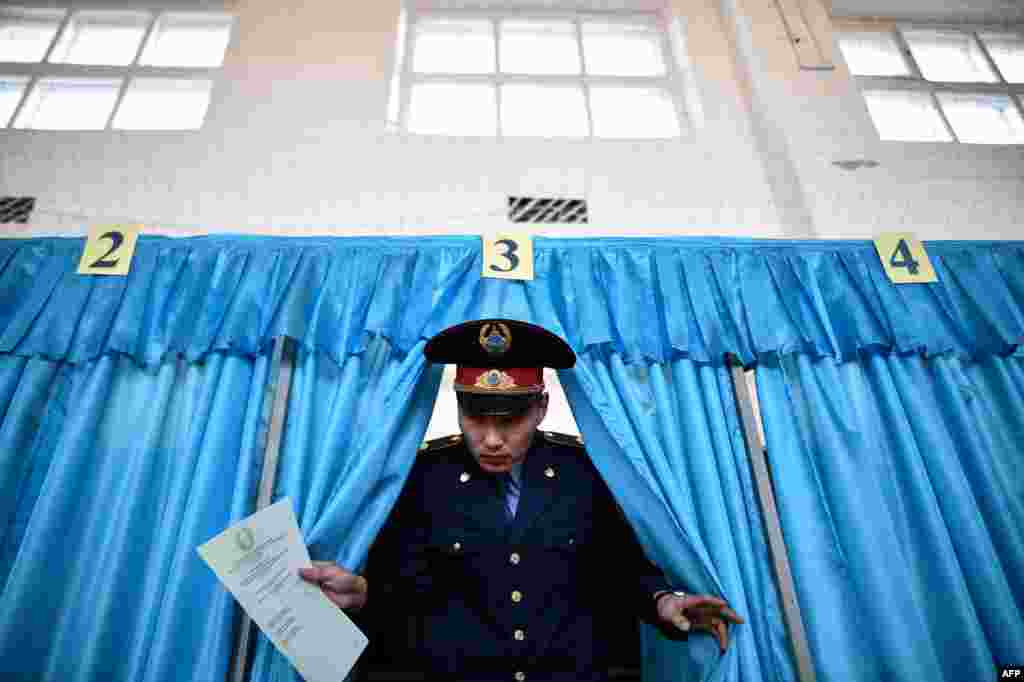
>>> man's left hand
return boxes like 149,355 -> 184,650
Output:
656,593 -> 744,653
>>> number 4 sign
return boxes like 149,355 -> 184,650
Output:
874,233 -> 937,284
481,233 -> 534,281
78,225 -> 141,276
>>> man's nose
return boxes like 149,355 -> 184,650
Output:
483,425 -> 503,447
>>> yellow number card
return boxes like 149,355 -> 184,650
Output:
78,225 -> 141,276
482,233 -> 534,281
874,233 -> 937,284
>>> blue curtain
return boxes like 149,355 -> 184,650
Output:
0,350 -> 270,681
247,337 -> 442,682
561,347 -> 797,682
2,235 -> 1023,682
756,351 -> 1024,681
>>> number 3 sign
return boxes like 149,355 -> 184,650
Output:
873,233 -> 937,284
78,225 -> 140,276
482,233 -> 534,281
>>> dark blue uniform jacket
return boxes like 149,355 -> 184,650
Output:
358,431 -> 682,682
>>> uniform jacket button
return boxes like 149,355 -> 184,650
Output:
514,629 -> 525,641
514,673 -> 526,681
509,552 -> 520,565
511,590 -> 522,603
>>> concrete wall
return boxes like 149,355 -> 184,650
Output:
5,0 -> 1018,241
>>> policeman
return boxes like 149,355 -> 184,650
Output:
300,319 -> 743,681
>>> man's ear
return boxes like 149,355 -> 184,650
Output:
535,393 -> 549,424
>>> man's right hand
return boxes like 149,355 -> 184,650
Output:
298,561 -> 368,612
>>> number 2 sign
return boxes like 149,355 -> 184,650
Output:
78,225 -> 140,276
874,233 -> 937,284
482,233 -> 534,281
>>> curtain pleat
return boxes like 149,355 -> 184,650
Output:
561,348 -> 797,682
0,351 -> 269,681
246,337 -> 442,682
757,352 -> 1024,681
3,237 -> 1022,367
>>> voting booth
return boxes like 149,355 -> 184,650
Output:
0,233 -> 1021,682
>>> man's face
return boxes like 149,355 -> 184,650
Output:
458,395 -> 548,474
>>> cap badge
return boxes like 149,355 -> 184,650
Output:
479,322 -> 512,357
475,369 -> 517,390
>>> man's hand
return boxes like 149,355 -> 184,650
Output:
656,593 -> 744,653
298,561 -> 368,612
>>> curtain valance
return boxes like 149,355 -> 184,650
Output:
2,235 -> 1022,367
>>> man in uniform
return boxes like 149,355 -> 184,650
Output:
300,319 -> 743,681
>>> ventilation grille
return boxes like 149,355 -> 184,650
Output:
0,197 -> 35,224
508,196 -> 588,223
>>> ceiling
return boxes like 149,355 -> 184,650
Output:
827,0 -> 1024,24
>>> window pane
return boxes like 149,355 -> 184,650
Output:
0,77 -> 29,127
501,84 -> 587,137
582,17 -> 665,76
139,12 -> 232,68
412,17 -> 494,74
408,82 -> 496,135
936,92 -> 1024,144
837,31 -> 910,76
113,78 -> 212,130
862,90 -> 952,142
50,11 -> 150,66
499,19 -> 580,75
0,7 -> 65,63
14,78 -> 121,130
902,29 -> 997,83
980,32 -> 1024,83
590,86 -> 679,138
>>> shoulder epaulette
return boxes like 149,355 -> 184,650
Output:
418,433 -> 464,455
539,430 -> 585,449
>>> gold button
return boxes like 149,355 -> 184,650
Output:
453,542 -> 461,552
514,629 -> 525,641
514,673 -> 525,682
511,590 -> 522,603
459,472 -> 470,483
544,467 -> 555,479
509,552 -> 520,565
568,537 -> 575,545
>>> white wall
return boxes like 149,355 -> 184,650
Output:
6,0 -> 1019,241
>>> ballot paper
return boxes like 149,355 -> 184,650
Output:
198,498 -> 368,682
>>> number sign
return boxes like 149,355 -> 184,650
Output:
78,225 -> 140,276
482,233 -> 534,281
874,233 -> 937,284
77,224 -> 141,274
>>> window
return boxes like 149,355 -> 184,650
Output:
837,21 -> 1024,144
0,6 -> 233,130
391,7 -> 684,139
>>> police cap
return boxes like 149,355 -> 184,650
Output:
424,319 -> 576,416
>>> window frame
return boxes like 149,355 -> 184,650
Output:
394,6 -> 689,140
835,18 -> 1024,143
0,6 -> 233,130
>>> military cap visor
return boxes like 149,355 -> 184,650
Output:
456,391 -> 543,417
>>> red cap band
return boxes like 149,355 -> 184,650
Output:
454,366 -> 544,394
